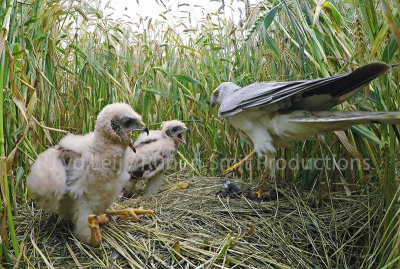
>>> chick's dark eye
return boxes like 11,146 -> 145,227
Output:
172,126 -> 178,132
120,117 -> 134,128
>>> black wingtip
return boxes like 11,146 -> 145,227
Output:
344,62 -> 390,93
353,62 -> 390,78
299,62 -> 391,109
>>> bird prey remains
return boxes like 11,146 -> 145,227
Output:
124,120 -> 190,196
27,103 -> 152,247
210,62 -> 400,184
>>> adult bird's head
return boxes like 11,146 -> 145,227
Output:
162,120 -> 190,145
210,82 -> 240,108
95,103 -> 149,152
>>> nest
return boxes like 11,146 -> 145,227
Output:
11,175 -> 380,268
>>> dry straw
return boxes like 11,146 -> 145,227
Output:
12,175 -> 381,268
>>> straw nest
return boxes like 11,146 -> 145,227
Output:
11,174 -> 380,268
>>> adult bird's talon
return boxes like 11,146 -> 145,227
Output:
221,151 -> 255,176
221,165 -> 241,176
221,168 -> 234,176
221,168 -> 241,176
255,179 -> 267,199
255,190 -> 262,199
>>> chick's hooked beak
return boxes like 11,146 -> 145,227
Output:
113,118 -> 149,153
129,143 -> 136,153
141,121 -> 149,136
178,127 -> 190,145
129,121 -> 149,153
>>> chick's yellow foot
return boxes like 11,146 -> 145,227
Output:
221,151 -> 255,176
167,180 -> 194,191
87,214 -> 109,247
106,207 -> 154,221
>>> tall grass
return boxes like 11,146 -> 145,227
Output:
0,0 -> 399,267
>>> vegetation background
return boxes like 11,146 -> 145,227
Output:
0,0 -> 399,267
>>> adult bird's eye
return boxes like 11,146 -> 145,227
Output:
215,91 -> 219,96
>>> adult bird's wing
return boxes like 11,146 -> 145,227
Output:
218,63 -> 389,118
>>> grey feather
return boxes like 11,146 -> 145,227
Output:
286,111 -> 400,136
218,62 -> 389,118
289,111 -> 400,124
58,148 -> 85,187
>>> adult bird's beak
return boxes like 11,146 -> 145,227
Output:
141,121 -> 149,136
210,101 -> 216,108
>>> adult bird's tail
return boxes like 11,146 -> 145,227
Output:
285,110 -> 400,137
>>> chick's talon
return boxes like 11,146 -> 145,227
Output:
176,180 -> 193,189
106,207 -> 154,222
166,180 -> 193,191
87,214 -> 109,247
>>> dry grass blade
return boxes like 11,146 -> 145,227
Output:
30,230 -> 54,269
382,0 -> 400,59
65,242 -> 82,269
12,242 -> 25,269
334,130 -> 368,168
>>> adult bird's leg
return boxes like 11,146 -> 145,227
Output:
221,150 -> 255,176
256,156 -> 275,198
106,207 -> 154,221
255,178 -> 267,198
87,214 -> 109,247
